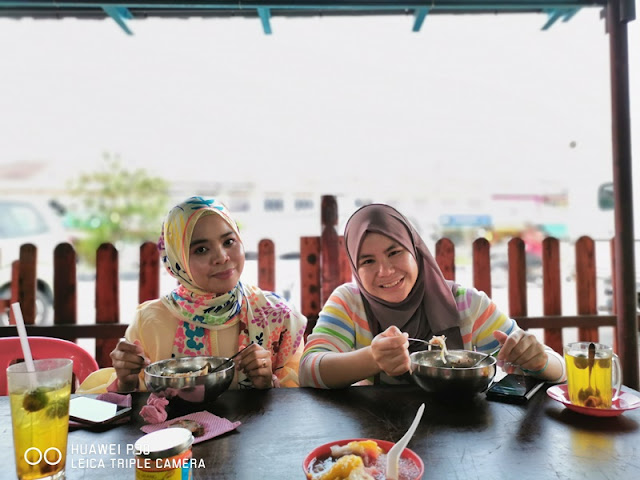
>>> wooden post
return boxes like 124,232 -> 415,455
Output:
338,236 -> 352,285
300,236 -> 321,339
18,244 -> 37,325
575,236 -> 598,342
257,239 -> 276,292
609,238 -> 619,352
320,195 -> 341,305
139,241 -> 160,304
95,243 -> 119,368
435,238 -> 455,281
606,0 -> 639,388
53,243 -> 77,341
472,238 -> 491,298
542,237 -> 562,353
508,238 -> 527,319
8,260 -> 19,324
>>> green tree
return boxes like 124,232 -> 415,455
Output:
66,153 -> 170,265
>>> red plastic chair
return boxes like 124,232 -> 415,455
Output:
0,336 -> 99,395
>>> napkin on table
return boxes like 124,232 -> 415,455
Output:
140,411 -> 241,444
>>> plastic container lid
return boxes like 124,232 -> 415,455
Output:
135,427 -> 194,460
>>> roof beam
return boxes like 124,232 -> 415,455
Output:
257,7 -> 273,34
541,7 -> 581,29
102,5 -> 133,34
0,1 -> 607,15
412,7 -> 429,32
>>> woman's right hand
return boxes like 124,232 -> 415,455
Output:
370,326 -> 410,376
110,339 -> 149,392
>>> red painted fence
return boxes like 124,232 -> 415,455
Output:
0,195 -> 626,368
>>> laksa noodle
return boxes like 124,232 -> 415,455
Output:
428,335 -> 449,364
160,363 -> 211,378
307,440 -> 420,480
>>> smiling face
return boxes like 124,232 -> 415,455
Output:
188,213 -> 245,294
356,232 -> 419,303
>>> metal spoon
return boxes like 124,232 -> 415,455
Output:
586,342 -> 600,400
386,403 -> 425,480
209,350 -> 244,373
408,338 -> 455,364
407,337 -> 430,347
469,347 -> 501,368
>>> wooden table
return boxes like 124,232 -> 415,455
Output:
2,384 -> 640,479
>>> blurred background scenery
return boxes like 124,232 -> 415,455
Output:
1,11 -> 639,355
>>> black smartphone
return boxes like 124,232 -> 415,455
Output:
486,374 -> 546,404
69,397 -> 132,425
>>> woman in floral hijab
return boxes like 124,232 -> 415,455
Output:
91,196 -> 306,392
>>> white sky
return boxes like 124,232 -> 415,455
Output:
0,10 -> 637,226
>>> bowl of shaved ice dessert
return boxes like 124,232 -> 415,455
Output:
303,438 -> 423,480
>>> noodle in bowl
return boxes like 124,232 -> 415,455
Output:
409,350 -> 496,395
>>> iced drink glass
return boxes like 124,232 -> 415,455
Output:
7,358 -> 72,480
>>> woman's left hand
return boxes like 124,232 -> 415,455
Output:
493,330 -> 547,374
236,343 -> 273,389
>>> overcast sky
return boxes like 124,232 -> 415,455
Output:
0,10 -> 637,209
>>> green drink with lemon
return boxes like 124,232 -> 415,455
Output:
8,359 -> 72,480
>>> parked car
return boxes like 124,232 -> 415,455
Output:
0,198 -> 70,324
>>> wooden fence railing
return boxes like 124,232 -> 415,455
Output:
0,195 -> 631,369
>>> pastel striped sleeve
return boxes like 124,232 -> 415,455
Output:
298,285 -> 361,388
456,286 -> 515,352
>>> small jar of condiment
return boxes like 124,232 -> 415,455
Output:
134,427 -> 194,480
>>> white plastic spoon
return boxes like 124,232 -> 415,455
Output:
386,403 -> 425,480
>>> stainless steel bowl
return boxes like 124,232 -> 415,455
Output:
144,356 -> 234,403
409,350 -> 497,395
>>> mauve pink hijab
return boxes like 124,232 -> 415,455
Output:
344,204 -> 462,348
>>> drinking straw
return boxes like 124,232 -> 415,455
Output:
11,302 -> 36,373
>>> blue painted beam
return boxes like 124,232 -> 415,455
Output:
561,7 -> 580,21
0,1 -> 608,13
257,7 -> 273,34
102,5 -> 133,34
541,9 -> 563,28
412,7 -> 429,32
541,7 -> 580,29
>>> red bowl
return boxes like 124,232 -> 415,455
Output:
302,438 -> 424,479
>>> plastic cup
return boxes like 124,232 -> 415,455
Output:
7,358 -> 73,480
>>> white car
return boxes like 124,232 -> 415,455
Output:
0,197 -> 70,324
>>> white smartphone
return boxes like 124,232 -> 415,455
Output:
69,397 -> 132,425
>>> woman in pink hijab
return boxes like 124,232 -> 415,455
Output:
299,204 -> 565,388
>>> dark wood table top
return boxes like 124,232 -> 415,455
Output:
2,384 -> 640,480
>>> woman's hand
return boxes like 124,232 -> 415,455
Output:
493,330 -> 547,374
236,343 -> 273,389
110,339 -> 149,392
370,326 -> 410,377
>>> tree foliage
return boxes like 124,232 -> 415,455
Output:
66,153 -> 170,265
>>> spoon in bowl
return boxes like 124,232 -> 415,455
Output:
209,350 -> 244,373
386,403 -> 425,480
210,341 -> 257,373
408,338 -> 454,364
469,347 -> 502,368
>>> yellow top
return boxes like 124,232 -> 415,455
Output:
78,299 -> 303,394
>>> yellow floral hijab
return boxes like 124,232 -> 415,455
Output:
158,196 -> 307,387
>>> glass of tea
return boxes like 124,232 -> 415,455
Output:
563,342 -> 622,409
